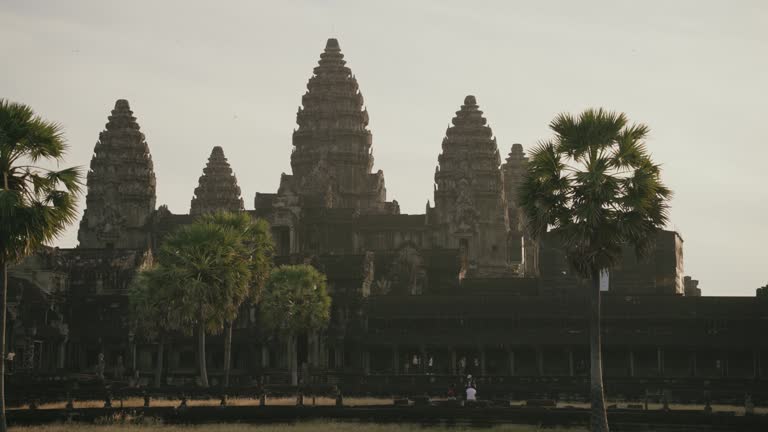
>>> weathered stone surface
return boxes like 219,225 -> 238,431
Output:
431,95 -> 510,276
502,143 -> 538,276
78,99 -> 156,249
190,146 -> 244,216
283,38 -> 396,213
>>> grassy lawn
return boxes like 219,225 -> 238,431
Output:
10,422 -> 586,431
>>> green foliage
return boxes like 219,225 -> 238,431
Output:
197,211 -> 274,304
260,264 -> 331,336
0,99 -> 82,263
128,265 -> 181,341
519,108 -> 672,278
155,221 -> 251,335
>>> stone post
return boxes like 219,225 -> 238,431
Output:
657,347 -> 664,376
479,346 -> 486,376
392,345 -> 399,375
261,345 -> 269,368
536,348 -> 544,376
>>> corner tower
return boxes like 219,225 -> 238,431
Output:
78,99 -> 156,249
190,146 -> 244,216
502,143 -> 538,275
432,96 -> 510,276
282,38 -> 395,213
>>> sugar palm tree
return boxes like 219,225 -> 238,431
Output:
0,99 -> 82,432
156,222 -> 251,387
260,265 -> 331,386
519,108 -> 671,432
128,266 -> 183,387
197,211 -> 273,387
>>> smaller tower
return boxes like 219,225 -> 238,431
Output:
502,143 -> 538,275
78,99 -> 156,249
190,146 -> 244,216
432,96 -> 510,276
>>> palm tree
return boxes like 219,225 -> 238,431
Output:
519,108 -> 671,432
128,267 -> 182,387
0,100 -> 82,432
197,211 -> 273,387
156,221 -> 251,387
260,264 -> 331,386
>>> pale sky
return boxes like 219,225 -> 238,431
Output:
2,1 -> 766,296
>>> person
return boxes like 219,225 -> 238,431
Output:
447,383 -> 457,400
465,384 -> 477,402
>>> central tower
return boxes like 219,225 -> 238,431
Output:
284,38 -> 395,213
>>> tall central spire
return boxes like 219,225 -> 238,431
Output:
282,38 -> 394,212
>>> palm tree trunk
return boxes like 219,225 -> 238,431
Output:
590,270 -> 609,432
154,335 -> 165,388
198,323 -> 209,387
223,321 -> 232,388
0,260 -> 8,432
289,334 -> 298,386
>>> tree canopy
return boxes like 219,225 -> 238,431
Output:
260,264 -> 331,336
519,108 -> 672,278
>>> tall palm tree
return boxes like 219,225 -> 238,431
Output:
260,264 -> 331,386
197,211 -> 273,387
519,108 -> 671,432
0,100 -> 82,432
156,222 -> 251,387
128,267 -> 183,387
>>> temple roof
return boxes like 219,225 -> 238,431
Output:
190,146 -> 244,216
295,38 -> 369,134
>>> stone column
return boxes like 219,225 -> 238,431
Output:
363,350 -> 371,375
261,345 -> 269,368
420,344 -> 427,374
393,345 -> 400,375
691,351 -> 697,377
58,339 -> 68,370
479,346 -> 487,376
629,350 -> 635,377
536,348 -> 544,376
657,347 -> 664,376
754,350 -> 759,379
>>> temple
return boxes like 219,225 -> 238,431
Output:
7,39 -> 767,396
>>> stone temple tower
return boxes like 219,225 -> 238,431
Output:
78,99 -> 156,249
190,146 -> 244,216
432,95 -> 510,276
281,38 -> 395,213
502,143 -> 539,275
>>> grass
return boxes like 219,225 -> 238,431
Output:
9,422 -> 587,431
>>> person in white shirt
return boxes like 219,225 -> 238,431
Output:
465,386 -> 477,402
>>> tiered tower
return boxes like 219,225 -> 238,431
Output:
432,96 -> 510,276
190,146 -> 244,216
502,144 -> 538,275
78,99 -> 156,249
281,38 -> 394,213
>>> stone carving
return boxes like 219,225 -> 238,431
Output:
78,99 -> 156,249
453,179 -> 479,234
190,146 -> 245,216
375,245 -> 427,295
433,95 -> 510,276
287,39 -> 395,213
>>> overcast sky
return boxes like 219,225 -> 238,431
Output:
2,0 -> 766,296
